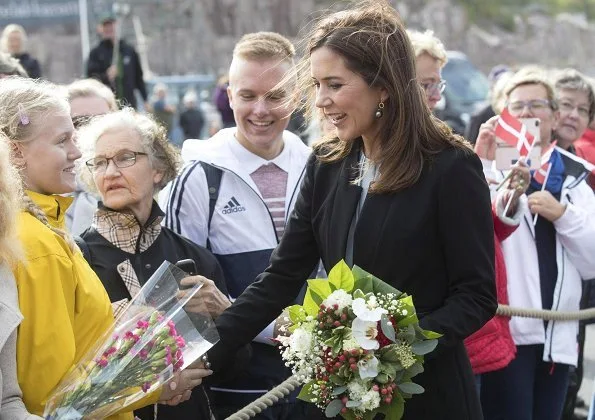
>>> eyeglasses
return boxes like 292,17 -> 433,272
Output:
558,100 -> 590,120
507,99 -> 551,115
86,150 -> 148,172
421,80 -> 446,94
72,115 -> 93,129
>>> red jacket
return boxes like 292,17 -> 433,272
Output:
464,208 -> 517,374
575,129 -> 595,189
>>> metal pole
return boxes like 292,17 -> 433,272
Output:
78,0 -> 90,76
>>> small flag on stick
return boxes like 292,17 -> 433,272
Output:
495,108 -> 536,158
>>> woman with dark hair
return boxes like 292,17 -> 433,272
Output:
200,2 -> 497,419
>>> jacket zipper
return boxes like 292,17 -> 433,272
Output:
545,192 -> 569,363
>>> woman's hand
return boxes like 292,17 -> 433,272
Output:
473,116 -> 499,160
158,366 -> 213,405
178,276 -> 232,317
528,191 -> 566,222
502,161 -> 530,216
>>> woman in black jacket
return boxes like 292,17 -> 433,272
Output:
77,108 -> 235,420
0,25 -> 41,79
202,2 -> 497,419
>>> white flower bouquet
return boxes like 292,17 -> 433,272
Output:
278,260 -> 440,420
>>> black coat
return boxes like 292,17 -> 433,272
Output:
465,104 -> 495,144
180,108 -> 205,139
210,141 -> 497,420
13,53 -> 41,78
86,39 -> 147,108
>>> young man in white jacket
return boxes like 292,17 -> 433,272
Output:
162,32 -> 310,420
475,67 -> 595,420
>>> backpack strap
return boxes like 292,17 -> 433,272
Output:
198,161 -> 223,250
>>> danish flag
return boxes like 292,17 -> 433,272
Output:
533,141 -> 557,185
495,108 -> 536,157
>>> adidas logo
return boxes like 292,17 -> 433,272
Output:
222,196 -> 246,214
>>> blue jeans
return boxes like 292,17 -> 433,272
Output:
481,344 -> 570,420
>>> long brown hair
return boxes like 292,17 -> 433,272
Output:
298,0 -> 469,194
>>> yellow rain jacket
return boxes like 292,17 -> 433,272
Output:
14,191 -> 158,418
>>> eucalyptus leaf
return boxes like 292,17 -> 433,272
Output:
329,374 -> 346,386
380,314 -> 396,343
411,339 -> 438,356
331,386 -> 347,396
398,382 -> 425,394
406,362 -> 424,377
346,400 -> 361,408
325,399 -> 344,418
378,392 -> 405,420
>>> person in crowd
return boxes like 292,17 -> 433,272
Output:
0,76 -> 209,417
65,78 -> 119,235
163,32 -> 311,419
550,68 -> 595,420
199,89 -> 223,139
195,2 -> 497,419
77,108 -> 238,420
149,83 -> 175,139
0,25 -> 40,79
407,29 -> 447,111
0,135 -> 40,420
477,68 -> 595,420
552,68 -> 595,152
0,52 -> 28,78
466,65 -> 513,143
86,13 -> 147,109
212,75 -> 235,128
179,90 -> 205,140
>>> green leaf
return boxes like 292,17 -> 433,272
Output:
420,328 -> 442,339
288,305 -> 306,324
380,314 -> 396,343
411,339 -> 438,356
296,381 -> 317,403
331,385 -> 347,396
302,291 -> 319,317
376,372 -> 389,384
327,260 -> 355,293
352,289 -> 365,300
398,382 -> 425,394
378,391 -> 405,420
307,279 -> 333,301
346,400 -> 361,408
325,399 -> 344,418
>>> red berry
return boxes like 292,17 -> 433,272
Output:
349,357 -> 356,364
350,363 -> 357,370
341,396 -> 348,404
381,388 -> 388,395
339,355 -> 346,362
341,408 -> 347,414
334,362 -> 341,368
333,304 -> 339,310
333,321 -> 341,327
385,397 -> 392,404
372,384 -> 379,391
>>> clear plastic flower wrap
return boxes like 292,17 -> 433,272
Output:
43,261 -> 219,420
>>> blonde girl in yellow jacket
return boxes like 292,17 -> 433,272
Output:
0,77 -> 210,418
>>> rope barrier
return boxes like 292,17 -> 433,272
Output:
224,304 -> 595,419
496,304 -> 595,321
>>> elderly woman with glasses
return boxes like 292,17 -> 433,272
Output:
475,67 -> 595,420
76,108 -> 237,420
407,29 -> 447,111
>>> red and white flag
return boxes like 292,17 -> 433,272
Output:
533,141 -> 557,185
495,108 -> 536,157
